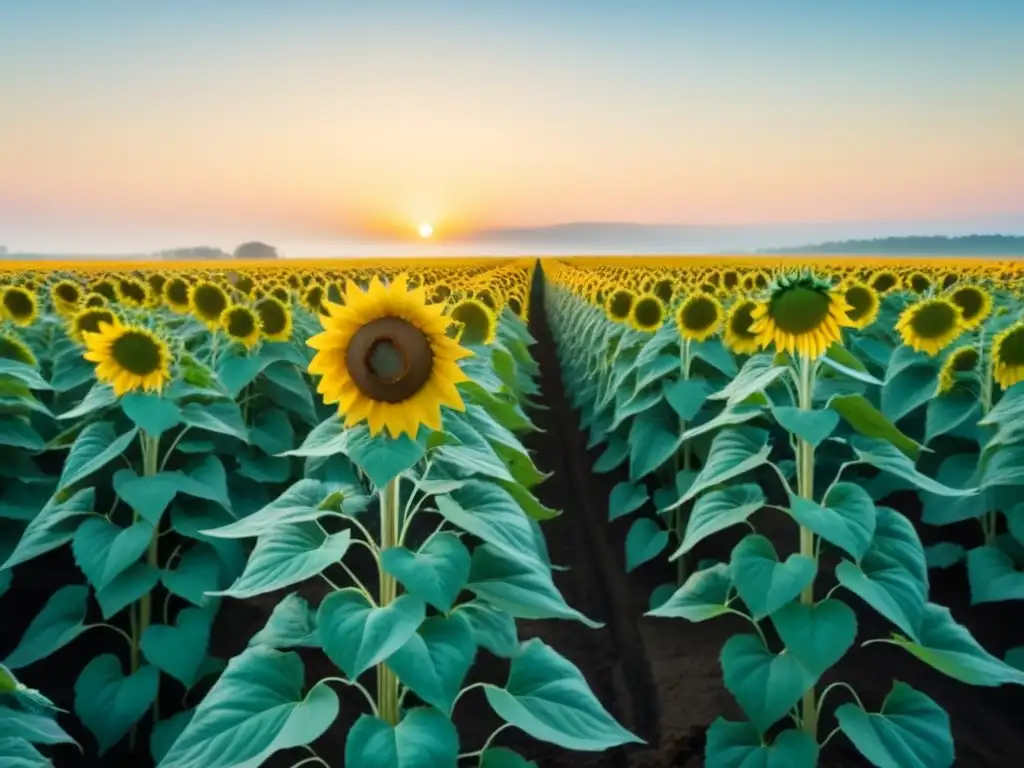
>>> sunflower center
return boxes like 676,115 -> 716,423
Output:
195,285 -> 228,319
653,280 -> 674,304
909,301 -> 958,339
257,299 -> 288,336
167,280 -> 189,305
608,291 -> 633,320
226,309 -> 257,339
768,286 -> 831,334
951,347 -> 979,372
682,296 -> 719,331
845,286 -> 875,321
952,288 -> 984,320
998,327 -> 1024,367
910,274 -> 931,293
730,302 -> 757,337
633,297 -> 664,329
872,273 -> 897,292
77,310 -> 115,335
112,331 -> 163,376
3,290 -> 34,319
56,284 -> 79,302
346,317 -> 434,404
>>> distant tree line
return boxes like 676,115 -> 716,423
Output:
154,241 -> 280,260
761,235 -> 1024,255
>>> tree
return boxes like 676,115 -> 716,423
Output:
233,241 -> 279,259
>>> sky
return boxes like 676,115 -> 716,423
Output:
1,0 -> 1023,255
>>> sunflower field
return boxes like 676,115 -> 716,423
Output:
543,256 -> 1024,767
0,258 -> 641,768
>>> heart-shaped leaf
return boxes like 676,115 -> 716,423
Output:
74,655 -> 159,755
380,533 -> 471,613
72,517 -> 154,590
788,483 -> 876,562
771,598 -> 857,679
705,718 -> 818,767
121,393 -> 183,439
646,563 -> 732,622
249,593 -> 320,650
730,535 -> 816,620
141,607 -> 214,688
771,406 -> 839,447
720,633 -> 815,734
625,517 -> 668,572
675,484 -> 765,559
386,616 -> 475,713
344,707 -> 458,767
451,600 -> 519,658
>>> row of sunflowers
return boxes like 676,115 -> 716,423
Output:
0,258 -> 639,767
543,256 -> 1024,768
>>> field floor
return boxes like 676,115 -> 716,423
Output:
5,274 -> 1024,767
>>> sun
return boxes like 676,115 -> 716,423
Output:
418,222 -> 434,239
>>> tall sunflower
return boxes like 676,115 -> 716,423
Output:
69,307 -> 118,343
841,281 -> 880,330
605,289 -> 635,324
895,297 -> 965,356
163,278 -> 192,313
749,272 -> 852,359
254,296 -> 293,342
307,274 -> 472,439
190,281 -> 229,328
1,286 -> 38,327
992,321 -> 1024,389
82,322 -> 173,397
723,299 -> 760,355
937,344 -> 979,394
948,284 -> 992,330
675,294 -> 723,342
628,293 -> 665,333
221,305 -> 261,349
448,297 -> 497,345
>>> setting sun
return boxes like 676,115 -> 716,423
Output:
418,223 -> 434,239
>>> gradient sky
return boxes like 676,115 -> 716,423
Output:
1,0 -> 1023,254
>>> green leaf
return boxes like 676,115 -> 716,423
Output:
74,655 -> 159,755
771,406 -> 838,447
836,681 -> 953,768
480,748 -> 539,768
729,535 -> 816,621
380,533 -> 471,613
710,354 -> 788,405
663,377 -> 712,421
72,517 -> 154,590
704,719 -> 818,768
4,585 -> 88,669
212,523 -> 351,599
483,638 -> 641,751
203,480 -> 331,538
451,600 -> 519,658
835,506 -> 928,640
349,427 -> 427,487
162,543 -> 223,608
883,356 -> 939,423
386,616 -> 475,713
788,482 -> 876,562
924,542 -> 966,569
821,343 -> 883,385
852,437 -> 974,497
628,401 -> 685,480
141,607 -> 214,688
721,633 -> 815,734
829,394 -> 921,460
249,593 -> 320,650
60,423 -> 138,490
96,563 -> 161,620
250,409 -> 295,456
0,359 -> 51,390
467,544 -> 601,628
151,709 -> 194,764
691,338 -> 739,376
675,484 -> 764,559
771,598 -> 857,678
967,545 -> 1024,603
181,400 -> 249,442
317,589 -> 426,679
670,428 -> 771,510
156,647 -> 339,768
113,470 -> 182,526
435,480 -> 543,567
925,388 -> 980,444
344,708 -> 458,768
120,393 -> 183,438
0,417 -> 45,451
0,736 -> 50,765
0,707 -> 77,747
891,602 -> 1024,686
608,481 -> 649,521
1,488 -> 95,569
625,517 -> 668,573
645,562 -> 732,621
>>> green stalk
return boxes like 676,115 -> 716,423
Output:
676,338 -> 693,585
980,337 -> 997,545
377,477 -> 401,725
796,355 -> 817,738
139,432 -> 161,721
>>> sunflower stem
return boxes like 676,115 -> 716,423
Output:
795,354 -> 818,739
675,338 -> 693,585
377,477 -> 401,725
980,339 -> 998,546
139,431 -> 161,723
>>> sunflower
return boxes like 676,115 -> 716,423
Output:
749,272 -> 852,360
221,305 -> 261,349
992,321 -> 1024,389
115,278 -> 149,308
948,284 -> 992,330
83,292 -> 108,309
190,281 -> 229,328
82,322 -> 172,397
936,345 -> 979,394
90,279 -> 118,302
1,287 -> 38,327
723,299 -> 760,355
675,294 -> 723,342
254,296 -> 293,342
448,297 -> 497,345
869,270 -> 900,295
628,293 -> 665,333
307,274 -> 472,439
163,278 -> 192,313
0,333 -> 37,366
69,307 -> 118,343
907,272 -> 932,294
842,281 -> 880,330
895,297 -> 966,356
605,289 -> 635,324
50,280 -> 82,315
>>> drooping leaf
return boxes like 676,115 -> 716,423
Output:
60,423 -> 138,490
451,600 -> 519,658
4,585 -> 89,670
386,616 -> 476,713
675,484 -> 764,559
74,655 -> 160,755
646,562 -> 732,622
625,517 -> 668,572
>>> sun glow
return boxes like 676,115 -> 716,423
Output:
418,223 -> 434,239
